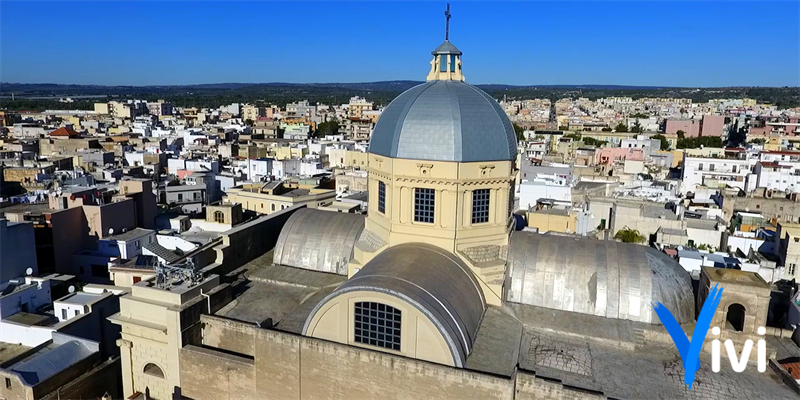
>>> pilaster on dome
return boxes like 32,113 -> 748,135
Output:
427,4 -> 465,82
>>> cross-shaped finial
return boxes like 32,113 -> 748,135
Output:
445,3 -> 451,41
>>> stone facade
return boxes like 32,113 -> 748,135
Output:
698,267 -> 770,336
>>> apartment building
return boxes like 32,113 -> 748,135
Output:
224,181 -> 336,214
681,155 -> 752,193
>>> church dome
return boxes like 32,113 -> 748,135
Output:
368,80 -> 517,163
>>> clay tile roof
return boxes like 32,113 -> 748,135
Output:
49,127 -> 79,137
780,360 -> 800,380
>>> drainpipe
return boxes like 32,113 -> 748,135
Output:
200,289 -> 211,314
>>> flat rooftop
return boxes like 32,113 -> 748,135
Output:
466,302 -> 798,398
0,202 -> 52,215
214,250 -> 345,332
55,292 -> 102,306
103,227 -> 153,242
703,266 -> 770,288
0,342 -> 32,365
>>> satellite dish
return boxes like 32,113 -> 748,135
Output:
25,268 -> 33,276
68,285 -> 75,293
108,228 -> 114,235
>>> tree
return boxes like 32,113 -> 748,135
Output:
601,127 -> 613,132
315,117 -> 340,138
676,130 -> 685,139
696,243 -> 715,253
651,134 -> 670,150
727,121 -> 748,147
749,138 -> 766,145
630,119 -> 644,133
558,125 -> 569,131
244,119 -> 254,126
676,136 -> 723,149
583,137 -> 597,146
513,123 -> 525,141
614,228 -> 646,243
614,122 -> 628,132
630,112 -> 649,119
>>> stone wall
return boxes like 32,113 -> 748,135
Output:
39,138 -> 101,156
722,195 -> 800,223
178,315 -> 609,400
205,205 -> 305,276
180,345 -> 255,399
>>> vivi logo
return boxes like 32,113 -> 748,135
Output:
652,283 -> 767,390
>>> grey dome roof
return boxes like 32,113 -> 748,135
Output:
303,243 -> 486,367
432,40 -> 462,55
368,81 -> 517,163
504,232 -> 695,325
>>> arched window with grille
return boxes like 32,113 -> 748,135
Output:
213,211 -> 225,224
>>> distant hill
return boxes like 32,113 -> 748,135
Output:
0,81 -> 686,96
1,81 -> 797,110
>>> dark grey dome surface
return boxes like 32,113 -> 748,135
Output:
368,81 -> 517,163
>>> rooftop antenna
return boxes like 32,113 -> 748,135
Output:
444,3 -> 452,41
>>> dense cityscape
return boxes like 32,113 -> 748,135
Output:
2,1 -> 800,400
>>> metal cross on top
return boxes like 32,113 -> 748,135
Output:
445,3 -> 451,41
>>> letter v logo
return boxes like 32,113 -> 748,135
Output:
652,283 -> 723,390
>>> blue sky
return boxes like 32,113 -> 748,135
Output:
1,1 -> 798,87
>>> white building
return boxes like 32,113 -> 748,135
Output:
518,174 -> 571,210
168,158 -> 219,174
621,134 -> 661,157
97,228 -> 157,259
680,156 -> 751,194
524,142 -> 547,160
236,158 -> 273,182
54,292 -> 96,322
753,161 -> 800,193
281,159 -> 326,178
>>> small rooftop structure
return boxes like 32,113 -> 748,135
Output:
48,127 -> 80,138
104,227 -> 153,242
